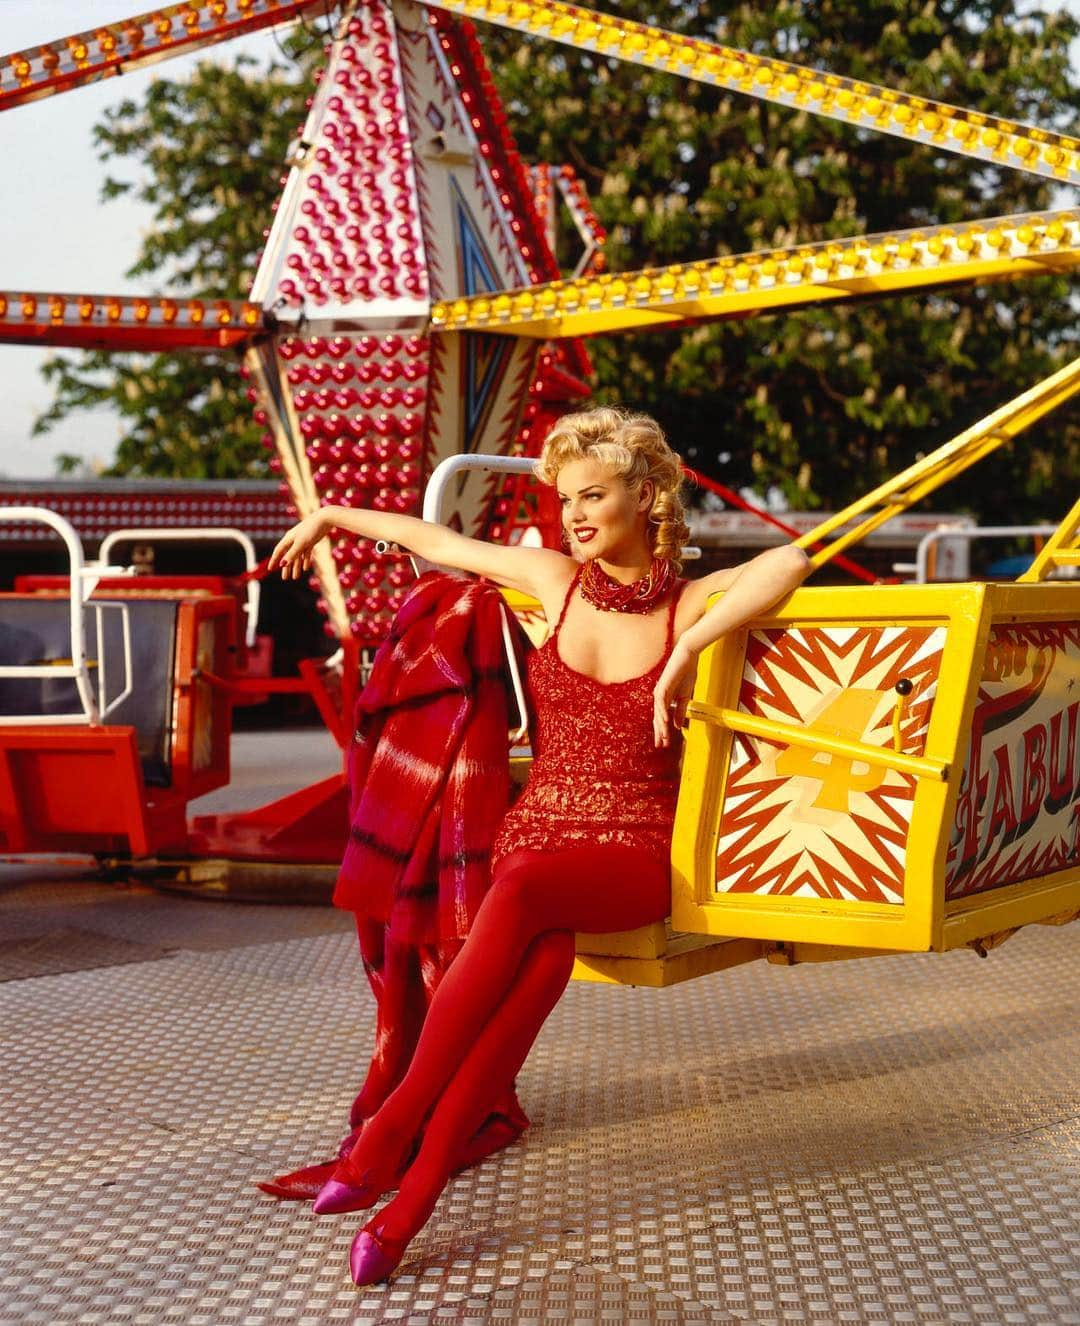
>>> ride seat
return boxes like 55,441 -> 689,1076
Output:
0,596 -> 179,787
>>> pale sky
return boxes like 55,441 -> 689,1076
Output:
0,1 -> 288,479
0,1 -> 1077,480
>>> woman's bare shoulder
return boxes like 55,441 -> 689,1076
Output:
675,574 -> 710,629
676,560 -> 749,624
529,553 -> 577,622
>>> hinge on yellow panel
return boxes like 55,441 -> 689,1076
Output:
967,927 -> 1019,958
765,941 -> 795,965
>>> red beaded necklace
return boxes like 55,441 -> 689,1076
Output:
579,555 -> 676,614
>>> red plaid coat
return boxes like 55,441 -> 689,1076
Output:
333,571 -> 530,1133
333,570 -> 521,946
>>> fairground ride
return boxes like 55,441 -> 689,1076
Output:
0,0 -> 1077,982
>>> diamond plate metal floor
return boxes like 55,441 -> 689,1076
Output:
1,867 -> 1077,1324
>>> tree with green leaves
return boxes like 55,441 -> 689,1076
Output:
38,1 -> 1079,522
484,0 -> 1079,522
39,45 -> 319,478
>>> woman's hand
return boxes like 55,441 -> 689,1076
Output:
268,509 -> 331,580
653,639 -> 700,749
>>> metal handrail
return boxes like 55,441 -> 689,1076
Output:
686,699 -> 949,783
94,602 -> 134,720
0,507 -> 101,723
908,525 -> 1059,583
422,453 -> 535,523
100,526 -> 261,647
421,455 -> 535,742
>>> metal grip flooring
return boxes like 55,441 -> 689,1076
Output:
1,870 -> 1077,1325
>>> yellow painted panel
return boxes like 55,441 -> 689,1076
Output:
572,935 -> 764,987
671,583 -> 1080,953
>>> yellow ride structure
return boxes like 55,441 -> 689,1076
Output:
1,0 -> 1077,984
391,1 -> 1080,987
565,357 -> 1080,984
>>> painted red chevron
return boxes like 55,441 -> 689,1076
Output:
946,620 -> 1080,899
722,843 -> 808,895
948,825 -> 1075,899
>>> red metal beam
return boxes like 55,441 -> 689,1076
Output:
684,465 -> 887,585
0,290 -> 266,352
1,0 -> 340,113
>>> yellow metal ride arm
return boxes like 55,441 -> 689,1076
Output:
1018,496 -> 1080,583
792,357 -> 1080,572
417,0 -> 1078,187
430,211 -> 1079,339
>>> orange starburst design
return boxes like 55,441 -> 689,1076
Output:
714,625 -> 945,903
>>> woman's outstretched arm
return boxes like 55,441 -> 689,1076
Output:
268,505 -> 568,597
652,545 -> 812,747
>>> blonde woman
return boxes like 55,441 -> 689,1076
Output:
269,407 -> 810,1283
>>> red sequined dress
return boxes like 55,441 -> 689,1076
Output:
491,566 -> 685,868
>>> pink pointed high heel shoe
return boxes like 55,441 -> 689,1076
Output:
312,1174 -> 384,1215
312,1132 -> 419,1215
349,1222 -> 411,1285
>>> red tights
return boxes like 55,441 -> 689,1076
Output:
343,844 -> 669,1243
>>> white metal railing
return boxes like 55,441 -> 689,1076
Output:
420,456 -> 536,741
0,508 -> 137,725
418,454 -> 702,743
100,526 -> 261,647
895,525 -> 1061,583
422,454 -> 535,524
92,601 -> 134,721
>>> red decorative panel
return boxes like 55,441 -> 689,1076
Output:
947,623 -> 1080,898
0,481 -> 290,543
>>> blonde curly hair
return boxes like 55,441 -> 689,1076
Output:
536,406 -> 690,570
